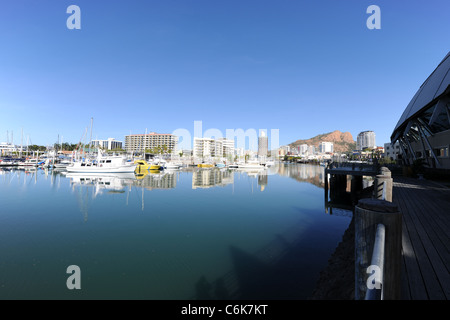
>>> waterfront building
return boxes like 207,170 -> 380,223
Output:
258,131 -> 268,158
391,52 -> 450,169
91,138 -> 123,150
193,137 -> 223,159
218,138 -> 235,158
319,142 -> 334,153
307,145 -> 316,156
299,144 -> 309,155
125,133 -> 177,153
0,142 -> 24,155
357,131 -> 376,150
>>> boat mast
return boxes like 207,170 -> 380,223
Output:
20,128 -> 23,158
89,117 -> 93,155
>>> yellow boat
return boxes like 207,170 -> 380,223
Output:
134,159 -> 150,173
198,163 -> 214,168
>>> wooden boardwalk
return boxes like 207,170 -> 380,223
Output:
392,177 -> 450,300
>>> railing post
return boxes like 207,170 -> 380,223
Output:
355,198 -> 402,300
373,167 -> 393,202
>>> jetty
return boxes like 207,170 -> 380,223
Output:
325,161 -> 449,299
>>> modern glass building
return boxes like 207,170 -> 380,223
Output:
391,52 -> 450,169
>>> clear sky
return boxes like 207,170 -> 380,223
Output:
0,0 -> 449,149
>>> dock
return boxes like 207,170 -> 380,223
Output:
393,177 -> 450,300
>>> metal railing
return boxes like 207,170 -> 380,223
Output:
365,224 -> 385,300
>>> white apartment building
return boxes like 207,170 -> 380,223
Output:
218,138 -> 235,157
125,133 -> 177,153
319,141 -> 333,153
357,131 -> 376,150
91,138 -> 123,150
193,137 -> 223,159
299,144 -> 308,155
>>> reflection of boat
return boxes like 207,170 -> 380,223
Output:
67,151 -> 137,173
66,172 -> 136,194
198,163 -> 214,168
165,162 -> 181,170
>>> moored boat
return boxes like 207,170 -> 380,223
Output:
66,151 -> 137,173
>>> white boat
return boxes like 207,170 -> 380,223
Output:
66,151 -> 137,173
19,158 -> 40,167
265,160 -> 275,167
237,160 -> 266,170
54,159 -> 72,169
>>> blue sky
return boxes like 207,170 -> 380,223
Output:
0,0 -> 449,149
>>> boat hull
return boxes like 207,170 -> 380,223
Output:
66,165 -> 137,173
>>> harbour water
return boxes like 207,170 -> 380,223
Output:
0,164 -> 351,299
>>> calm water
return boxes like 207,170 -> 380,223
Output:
0,164 -> 351,300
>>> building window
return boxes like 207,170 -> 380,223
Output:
434,147 -> 449,157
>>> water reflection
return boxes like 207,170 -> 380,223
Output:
66,172 -> 136,196
192,168 -> 233,189
277,164 -> 325,188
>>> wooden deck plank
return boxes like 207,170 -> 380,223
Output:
401,183 -> 450,269
395,184 -> 448,299
396,196 -> 429,299
392,177 -> 450,300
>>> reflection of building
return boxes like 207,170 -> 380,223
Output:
357,131 -> 376,150
192,169 -> 233,189
91,138 -> 123,150
258,131 -> 268,157
391,52 -> 450,169
138,172 -> 177,189
257,172 -> 268,191
125,133 -> 177,153
277,164 -> 325,187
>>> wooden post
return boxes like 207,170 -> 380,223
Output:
373,174 -> 393,202
355,198 -> 402,300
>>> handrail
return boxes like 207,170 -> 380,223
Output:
365,223 -> 385,300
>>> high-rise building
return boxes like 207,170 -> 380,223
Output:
218,138 -> 235,158
258,131 -> 268,157
124,133 -> 177,153
357,131 -> 376,150
91,138 -> 123,150
299,144 -> 308,155
319,142 -> 333,153
193,137 -> 223,159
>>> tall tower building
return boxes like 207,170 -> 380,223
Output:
357,131 -> 376,150
258,131 -> 268,158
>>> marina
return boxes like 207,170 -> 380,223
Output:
0,163 -> 351,299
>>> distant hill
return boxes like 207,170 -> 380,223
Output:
290,130 -> 356,153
